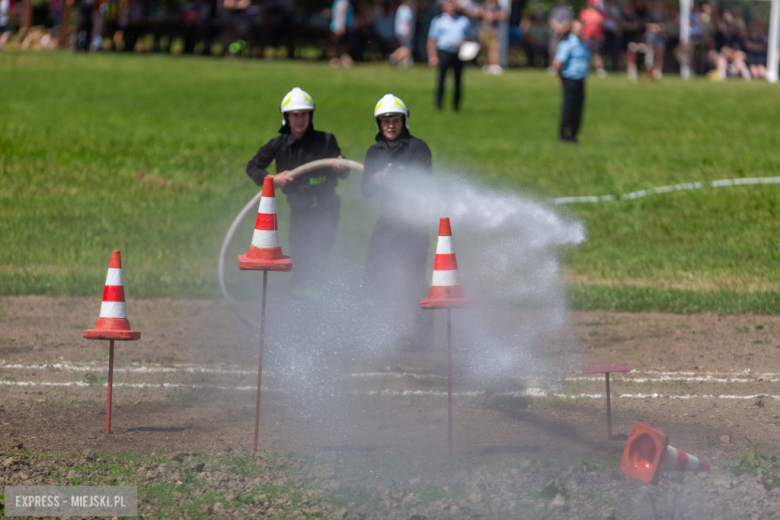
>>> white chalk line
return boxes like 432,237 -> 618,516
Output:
2,362 -> 777,382
568,376 -> 780,383
2,380 -> 779,401
552,176 -> 780,205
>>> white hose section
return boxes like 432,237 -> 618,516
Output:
552,176 -> 780,205
218,158 -> 364,330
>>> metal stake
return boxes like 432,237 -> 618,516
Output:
253,270 -> 268,453
447,308 -> 452,456
606,372 -> 612,441
106,339 -> 115,434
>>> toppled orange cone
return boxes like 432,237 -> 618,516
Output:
83,251 -> 141,341
420,218 -> 469,309
621,422 -> 710,484
238,176 -> 292,271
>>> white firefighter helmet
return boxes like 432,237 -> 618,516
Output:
280,87 -> 315,125
373,94 -> 409,131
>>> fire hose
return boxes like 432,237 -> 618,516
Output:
218,158 -> 364,330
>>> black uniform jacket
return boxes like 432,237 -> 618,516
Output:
361,131 -> 433,204
246,125 -> 346,205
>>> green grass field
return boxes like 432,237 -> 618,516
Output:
1,52 -> 779,313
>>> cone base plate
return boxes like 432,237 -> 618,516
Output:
238,255 -> 292,272
420,297 -> 470,309
84,329 -> 141,341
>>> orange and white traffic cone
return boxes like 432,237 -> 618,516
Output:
83,251 -> 141,341
83,250 -> 140,435
238,176 -> 292,272
420,218 -> 469,309
621,422 -> 710,484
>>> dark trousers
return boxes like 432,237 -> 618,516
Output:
436,50 -> 464,110
364,216 -> 433,337
560,77 -> 585,141
604,30 -> 619,71
76,8 -> 93,51
288,194 -> 340,290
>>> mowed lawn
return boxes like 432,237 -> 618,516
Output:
1,52 -> 779,312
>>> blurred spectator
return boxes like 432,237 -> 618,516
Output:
509,0 -> 524,47
222,0 -> 250,57
390,0 -> 415,69
330,0 -> 354,66
0,0 -> 9,51
643,0 -> 667,79
707,10 -> 750,81
621,0 -> 642,70
372,0 -> 395,59
744,20 -> 767,80
49,0 -> 62,37
579,0 -> 606,77
70,0 -> 97,51
479,0 -> 507,74
181,0 -> 201,54
428,0 -> 476,111
602,0 -> 620,71
524,10 -> 548,67
548,0 -> 572,70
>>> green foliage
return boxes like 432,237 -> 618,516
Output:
725,438 -> 780,490
1,53 -> 779,312
541,478 -> 568,499
82,372 -> 107,386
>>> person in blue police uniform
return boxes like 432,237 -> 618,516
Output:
246,88 -> 348,290
552,20 -> 590,142
427,0 -> 477,111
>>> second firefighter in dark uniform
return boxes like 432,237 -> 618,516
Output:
246,87 -> 349,289
362,94 -> 434,350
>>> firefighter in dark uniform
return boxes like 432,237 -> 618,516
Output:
362,94 -> 434,350
246,88 -> 349,290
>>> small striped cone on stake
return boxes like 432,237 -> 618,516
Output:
237,176 -> 293,453
420,218 -> 470,309
83,250 -> 140,435
238,176 -> 292,272
620,422 -> 710,484
420,218 -> 470,456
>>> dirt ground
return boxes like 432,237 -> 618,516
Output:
2,295 -> 780,519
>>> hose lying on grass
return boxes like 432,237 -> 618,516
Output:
218,158 -> 364,330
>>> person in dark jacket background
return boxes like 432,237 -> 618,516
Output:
362,94 -> 434,350
246,87 -> 348,290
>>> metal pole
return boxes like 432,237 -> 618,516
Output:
447,308 -> 452,456
768,0 -> 780,83
605,372 -> 612,440
679,0 -> 692,79
498,0 -> 510,68
253,270 -> 268,453
106,339 -> 115,434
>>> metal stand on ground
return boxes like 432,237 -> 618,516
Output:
447,309 -> 452,456
253,271 -> 268,453
582,365 -> 631,440
107,340 -> 115,434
